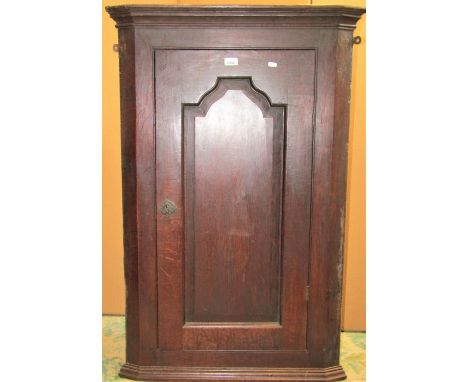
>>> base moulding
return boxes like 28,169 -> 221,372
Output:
119,364 -> 347,382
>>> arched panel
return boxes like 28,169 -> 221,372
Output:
183,78 -> 286,323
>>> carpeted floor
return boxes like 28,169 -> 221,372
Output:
103,316 -> 365,381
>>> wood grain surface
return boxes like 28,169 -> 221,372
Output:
107,5 -> 365,381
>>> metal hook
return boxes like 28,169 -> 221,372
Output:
353,36 -> 362,45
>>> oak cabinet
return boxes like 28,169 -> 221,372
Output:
107,5 -> 365,382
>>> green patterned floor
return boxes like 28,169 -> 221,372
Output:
103,316 -> 365,381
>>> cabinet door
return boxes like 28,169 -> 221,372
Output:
155,49 -> 316,352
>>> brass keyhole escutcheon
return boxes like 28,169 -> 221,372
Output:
160,199 -> 177,216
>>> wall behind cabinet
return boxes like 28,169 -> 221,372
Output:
102,0 -> 366,331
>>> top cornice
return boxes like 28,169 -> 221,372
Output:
106,5 -> 366,31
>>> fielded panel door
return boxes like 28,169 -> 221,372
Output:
155,49 -> 316,352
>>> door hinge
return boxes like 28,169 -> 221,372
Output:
306,286 -> 310,302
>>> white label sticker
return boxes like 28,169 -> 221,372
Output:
224,57 -> 238,66
268,62 -> 278,68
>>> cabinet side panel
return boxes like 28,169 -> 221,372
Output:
309,30 -> 354,366
134,30 -> 158,364
117,27 -> 140,364
118,27 -> 159,365
328,30 -> 355,362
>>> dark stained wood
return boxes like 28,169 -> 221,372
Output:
183,78 -> 285,325
107,5 -> 365,382
116,26 -> 139,365
155,48 -> 314,353
120,364 -> 347,382
106,5 -> 364,30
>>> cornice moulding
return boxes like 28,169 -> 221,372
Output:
106,6 -> 366,31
